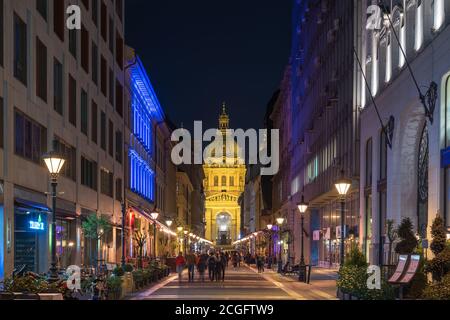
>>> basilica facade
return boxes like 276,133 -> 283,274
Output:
203,105 -> 246,248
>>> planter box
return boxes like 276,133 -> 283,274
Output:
121,272 -> 134,296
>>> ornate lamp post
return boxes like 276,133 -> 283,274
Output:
297,196 -> 308,282
335,171 -> 352,266
177,226 -> 183,253
43,145 -> 66,282
150,211 -> 159,259
276,217 -> 285,273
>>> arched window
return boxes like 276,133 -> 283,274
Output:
433,0 -> 445,31
221,176 -> 227,187
417,124 -> 429,238
214,176 -> 219,187
230,176 -> 235,187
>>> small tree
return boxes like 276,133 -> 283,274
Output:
82,214 -> 112,266
425,215 -> 450,281
430,215 -> 447,256
386,219 -> 398,265
395,218 -> 418,255
133,229 -> 147,269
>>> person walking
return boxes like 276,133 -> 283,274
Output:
197,253 -> 208,282
214,253 -> 223,282
207,252 -> 217,282
186,251 -> 196,282
220,252 -> 227,281
256,254 -> 264,273
232,253 -> 238,270
175,252 -> 186,283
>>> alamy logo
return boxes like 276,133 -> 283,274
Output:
66,265 -> 81,291
170,122 -> 280,176
367,265 -> 381,290
66,5 -> 81,30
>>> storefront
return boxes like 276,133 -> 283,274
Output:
314,192 -> 359,268
14,198 -> 50,274
55,199 -> 78,269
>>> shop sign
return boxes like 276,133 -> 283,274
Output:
313,230 -> 321,241
442,147 -> 450,168
324,228 -> 331,240
29,215 -> 45,231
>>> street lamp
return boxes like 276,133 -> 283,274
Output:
267,224 -> 273,268
42,145 -> 66,282
150,211 -> 159,259
166,219 -> 173,228
297,195 -> 308,282
335,171 -> 351,266
276,217 -> 285,273
183,230 -> 188,254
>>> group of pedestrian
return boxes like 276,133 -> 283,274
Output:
174,250 -> 232,283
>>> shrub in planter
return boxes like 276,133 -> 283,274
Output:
425,216 -> 450,281
106,276 -> 123,300
337,245 -> 395,300
113,266 -> 125,277
142,269 -> 152,285
425,247 -> 450,282
124,264 -> 134,273
337,265 -> 395,300
422,273 -> 450,300
395,218 -> 418,255
132,270 -> 144,289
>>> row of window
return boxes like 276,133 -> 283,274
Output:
365,0 -> 447,102
212,176 -> 235,187
13,6 -> 124,119
364,130 -> 388,189
67,72 -> 123,164
13,110 -> 122,200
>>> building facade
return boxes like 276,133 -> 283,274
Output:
0,0 -> 126,278
358,0 -> 450,265
203,105 -> 246,249
288,0 -> 363,267
124,47 -> 177,261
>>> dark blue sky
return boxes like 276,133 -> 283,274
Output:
125,1 -> 292,131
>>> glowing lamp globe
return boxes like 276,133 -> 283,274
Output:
297,195 -> 308,214
267,224 -> 273,230
43,150 -> 66,176
166,219 -> 173,227
150,212 -> 159,220
335,177 -> 352,196
276,217 -> 285,225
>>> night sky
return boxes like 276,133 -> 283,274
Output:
125,1 -> 292,132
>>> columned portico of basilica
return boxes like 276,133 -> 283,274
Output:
203,105 -> 246,249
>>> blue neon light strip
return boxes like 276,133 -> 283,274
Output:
129,149 -> 155,202
129,56 -> 164,123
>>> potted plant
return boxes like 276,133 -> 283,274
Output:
106,275 -> 123,300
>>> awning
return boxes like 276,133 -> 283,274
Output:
130,206 -> 177,236
15,198 -> 51,213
